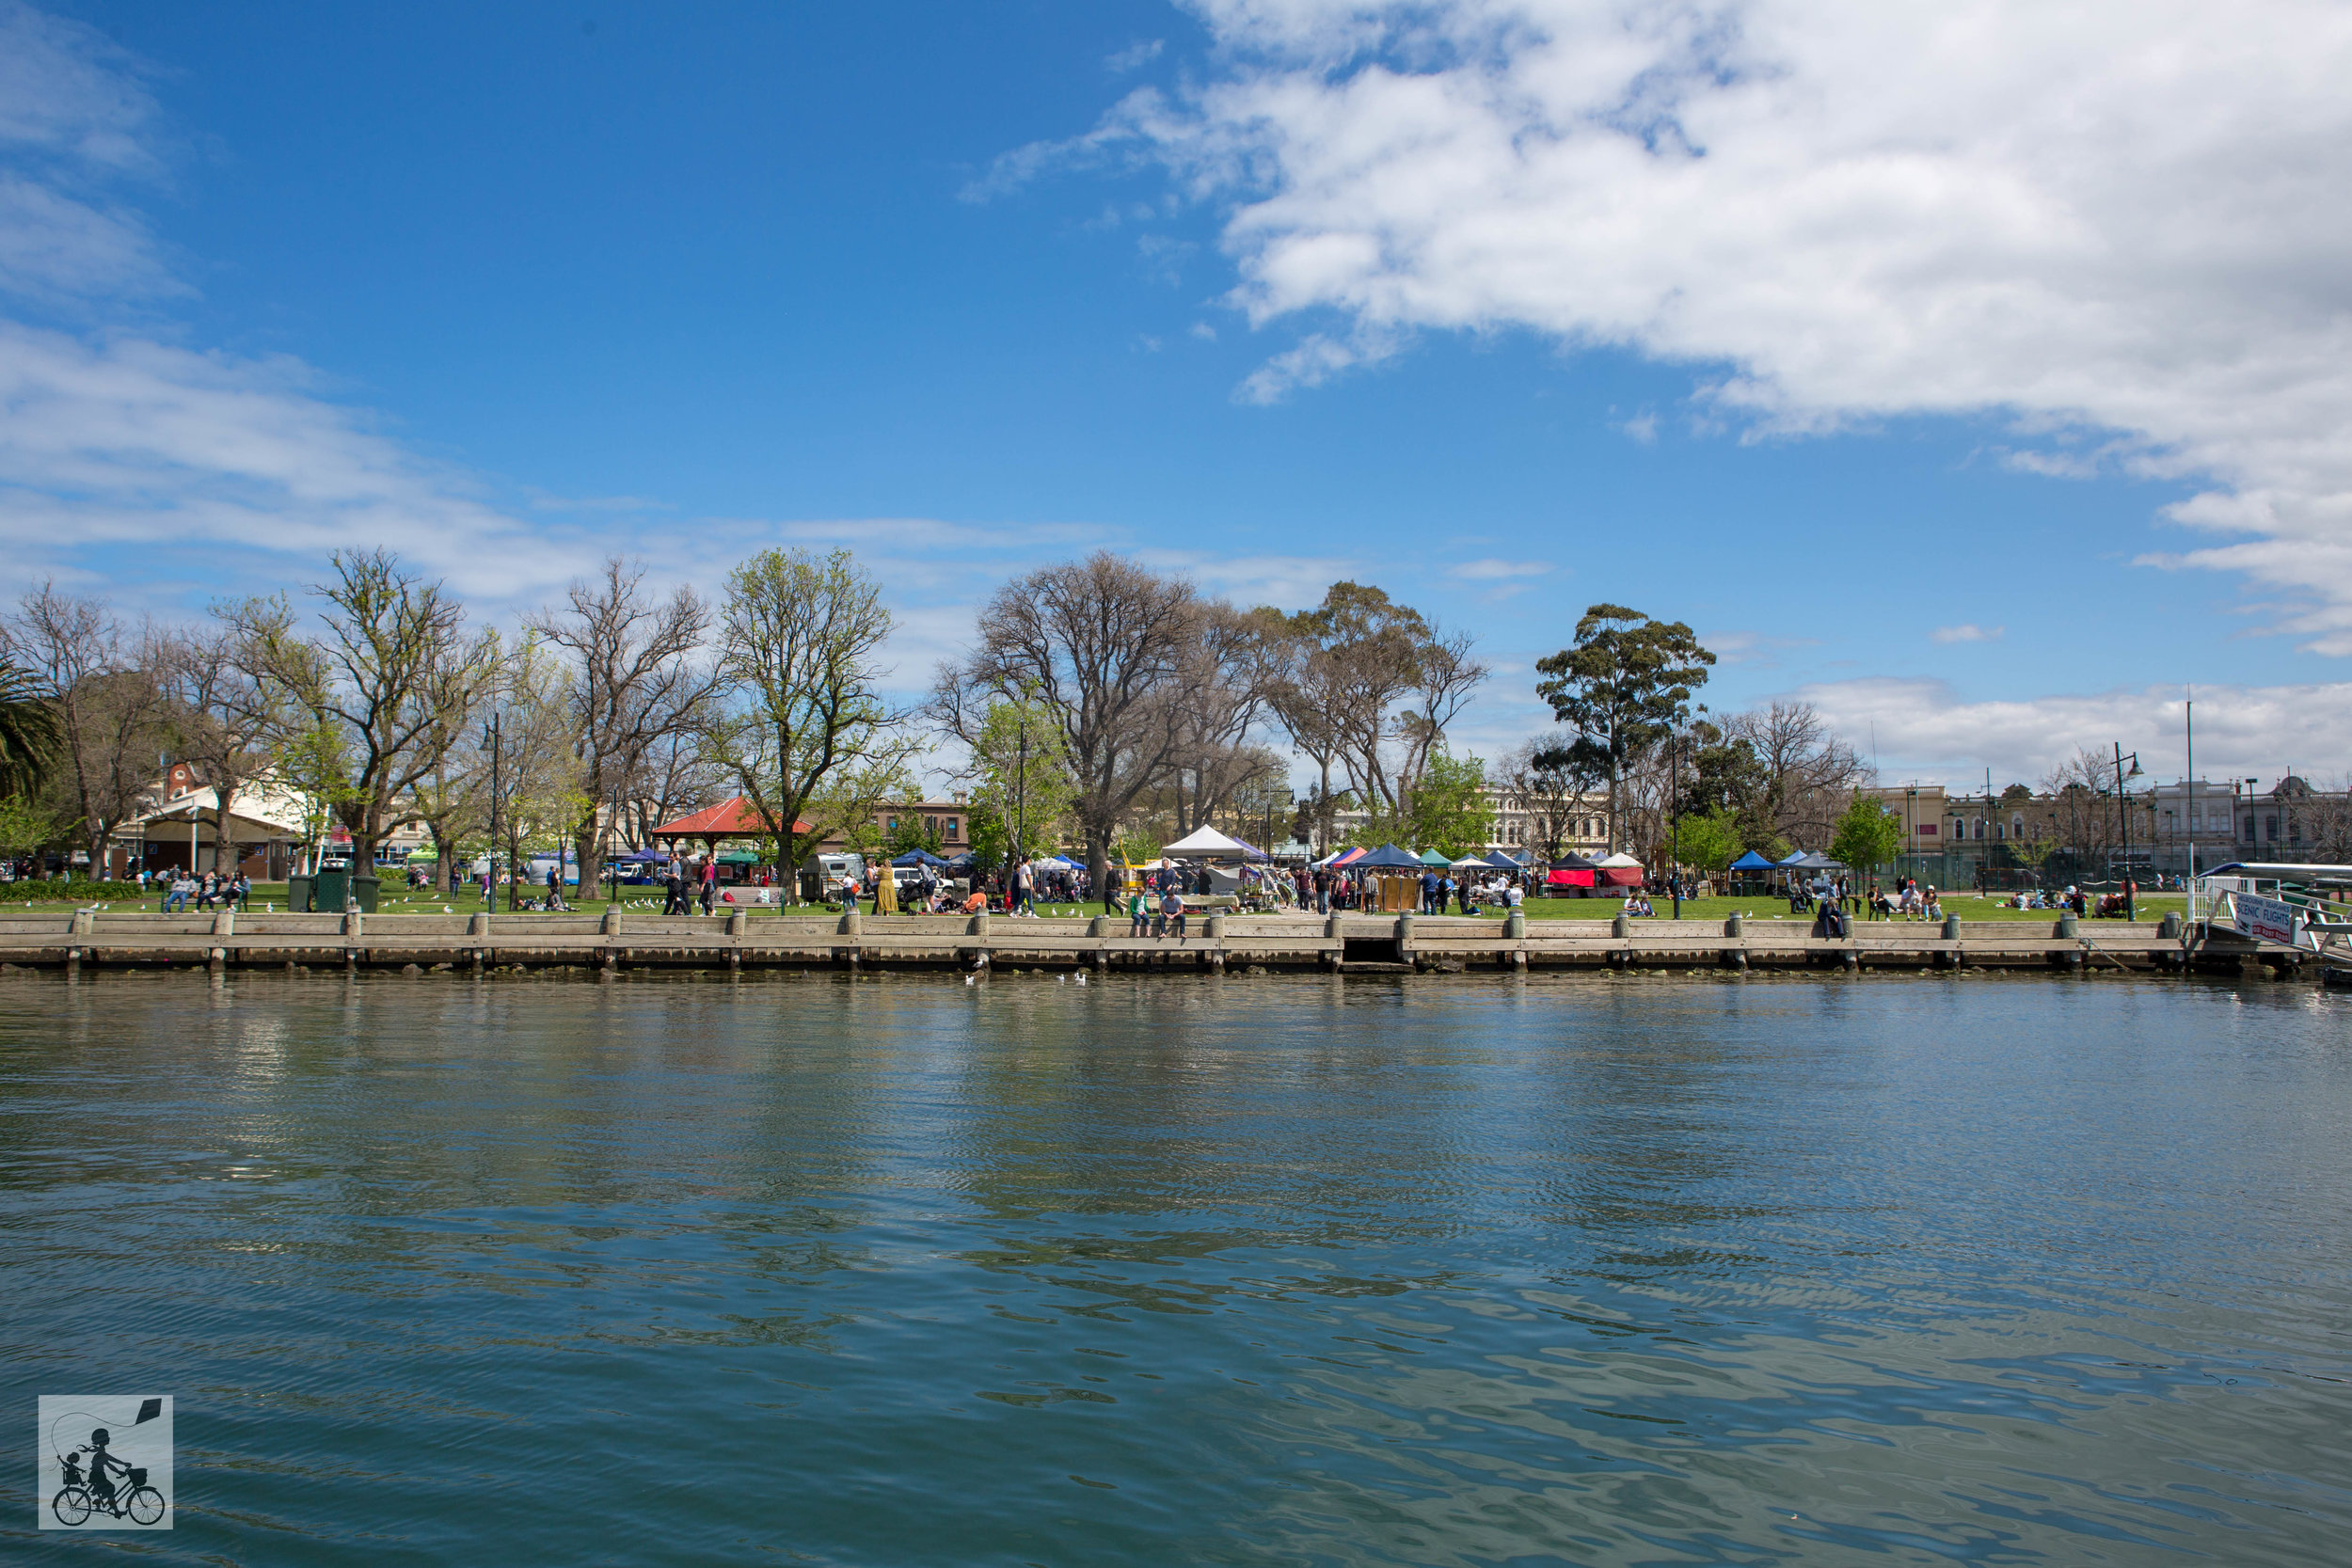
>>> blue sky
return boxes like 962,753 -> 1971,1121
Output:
8,0 -> 2350,787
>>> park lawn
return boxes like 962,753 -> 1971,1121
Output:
1517,893 -> 2185,924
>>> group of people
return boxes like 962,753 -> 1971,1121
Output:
1867,878 -> 1946,921
156,866 -> 250,912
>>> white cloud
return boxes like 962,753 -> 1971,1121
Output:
1106,39 -> 1166,73
1053,0 -> 2352,650
0,321 -> 571,597
1448,557 -> 1551,580
1787,676 -> 2351,787
1930,623 -> 2003,644
1614,410 -> 1658,444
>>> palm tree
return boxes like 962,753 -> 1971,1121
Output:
0,655 -> 60,798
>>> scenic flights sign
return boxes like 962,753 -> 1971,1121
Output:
2233,892 -> 2299,946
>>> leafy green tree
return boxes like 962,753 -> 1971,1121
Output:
1829,792 -> 1902,876
1397,748 -> 1492,852
884,812 -> 950,859
1535,605 -> 1714,851
969,686 -> 1074,861
706,546 -> 919,881
1669,806 -> 1743,878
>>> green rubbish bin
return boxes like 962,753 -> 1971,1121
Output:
311,866 -> 351,912
349,873 -> 380,913
288,874 -> 312,912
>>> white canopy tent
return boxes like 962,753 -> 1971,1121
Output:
1161,825 -> 1264,860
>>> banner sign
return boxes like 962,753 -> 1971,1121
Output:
2234,892 -> 2298,946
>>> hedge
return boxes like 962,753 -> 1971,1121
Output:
0,879 -> 147,904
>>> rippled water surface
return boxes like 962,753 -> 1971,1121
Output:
5,972 -> 2351,1565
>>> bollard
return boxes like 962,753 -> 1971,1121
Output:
344,910 -> 364,942
1088,914 -> 1108,938
1612,912 -> 1630,940
1724,911 -> 1742,937
967,911 -> 991,939
602,906 -> 622,938
2055,912 -> 2077,939
1506,910 -> 1525,940
469,911 -> 488,938
1942,913 -> 1961,941
213,909 -> 235,940
1324,912 -> 1342,940
727,909 -> 745,937
1207,911 -> 1226,941
838,907 -> 862,937
2158,911 -> 2182,940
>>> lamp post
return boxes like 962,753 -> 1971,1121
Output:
2113,742 -> 2144,920
483,710 -> 502,914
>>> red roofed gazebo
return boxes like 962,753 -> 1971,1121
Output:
650,797 -> 809,860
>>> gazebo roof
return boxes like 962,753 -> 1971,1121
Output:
650,797 -> 808,839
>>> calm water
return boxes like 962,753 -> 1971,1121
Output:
4,972 -> 2351,1565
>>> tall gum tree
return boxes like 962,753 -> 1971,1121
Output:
1534,605 -> 1715,853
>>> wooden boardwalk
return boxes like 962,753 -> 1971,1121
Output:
0,907 -> 2218,978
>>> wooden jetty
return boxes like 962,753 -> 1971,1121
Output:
0,907 -> 2231,979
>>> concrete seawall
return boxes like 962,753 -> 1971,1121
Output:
0,908 -> 2239,978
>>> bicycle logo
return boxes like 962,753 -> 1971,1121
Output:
39,1396 -> 172,1530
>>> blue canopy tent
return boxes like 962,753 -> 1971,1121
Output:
1353,843 -> 1426,870
1483,850 -> 1527,869
892,848 -> 950,868
1728,850 -> 1778,872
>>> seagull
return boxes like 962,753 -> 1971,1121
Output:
965,972 -> 977,986
1074,972 -> 1088,986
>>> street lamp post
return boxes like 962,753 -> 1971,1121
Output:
483,710 -> 502,915
2113,742 -> 2145,921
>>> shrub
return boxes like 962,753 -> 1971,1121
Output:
0,878 -> 146,904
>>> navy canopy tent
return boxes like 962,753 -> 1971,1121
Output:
1727,850 -> 1778,872
892,848 -> 950,868
1353,843 -> 1426,870
1483,850 -> 1525,869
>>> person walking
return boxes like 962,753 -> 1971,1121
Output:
1102,865 -> 1121,917
700,856 -> 718,915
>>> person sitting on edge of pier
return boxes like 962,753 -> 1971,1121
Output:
1160,886 -> 1185,941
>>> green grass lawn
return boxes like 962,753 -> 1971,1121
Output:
1516,893 -> 2185,924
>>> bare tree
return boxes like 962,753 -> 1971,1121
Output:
1723,702 -> 1870,849
2300,777 -> 2352,863
628,726 -> 728,848
1264,582 -> 1486,842
935,552 -> 1200,890
158,624 -> 278,874
228,550 -> 500,870
527,558 -> 721,896
8,584 -> 169,873
1500,735 -> 1599,863
1166,602 -> 1282,835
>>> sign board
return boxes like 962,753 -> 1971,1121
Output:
2234,892 -> 2299,946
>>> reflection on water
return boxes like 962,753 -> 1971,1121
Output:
3,972 -> 2350,1565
